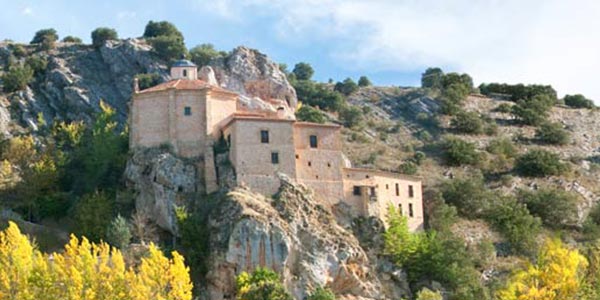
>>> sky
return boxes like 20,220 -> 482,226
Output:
1,0 -> 600,103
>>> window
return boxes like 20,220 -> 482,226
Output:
365,175 -> 370,178
409,203 -> 414,217
353,186 -> 361,196
183,69 -> 188,77
395,183 -> 399,196
271,152 -> 279,164
295,154 -> 299,159
308,161 -> 312,167
184,106 -> 191,116
398,204 -> 403,215
327,163 -> 331,167
261,130 -> 269,143
369,187 -> 376,196
386,184 -> 389,189
409,185 -> 414,198
227,134 -> 231,145
309,135 -> 318,148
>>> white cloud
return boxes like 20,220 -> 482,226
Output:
205,0 -> 600,102
21,7 -> 33,16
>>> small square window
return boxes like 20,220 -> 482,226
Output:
184,106 -> 191,116
353,186 -> 361,196
271,152 -> 279,164
261,130 -> 269,143
309,135 -> 318,148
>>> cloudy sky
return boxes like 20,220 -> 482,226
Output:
1,0 -> 600,102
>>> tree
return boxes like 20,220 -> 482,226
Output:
91,27 -> 118,48
441,137 -> 480,166
520,188 -> 579,229
292,62 -> 314,80
307,287 -> 335,300
136,73 -> 162,90
563,94 -> 594,109
107,214 -> 132,249
440,175 -> 491,218
358,76 -> 371,87
497,239 -> 587,300
61,36 -> 82,44
512,94 -> 555,126
421,67 -> 444,89
25,55 -> 48,76
73,191 -> 114,242
296,105 -> 326,123
339,105 -> 364,128
149,35 -> 187,61
334,78 -> 359,96
1,65 -> 33,92
535,122 -> 570,145
416,288 -> 443,300
143,20 -> 184,39
189,44 -> 225,67
31,28 -> 58,50
450,111 -> 484,134
236,267 -> 293,300
515,149 -> 568,177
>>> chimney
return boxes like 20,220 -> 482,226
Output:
277,106 -> 285,118
133,78 -> 140,93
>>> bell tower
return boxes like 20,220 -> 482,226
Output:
170,59 -> 198,80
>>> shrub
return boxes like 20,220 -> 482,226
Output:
236,267 -> 293,300
421,67 -> 444,89
31,28 -> 58,50
106,214 -> 132,249
441,137 -> 480,166
486,137 -> 517,158
143,20 -> 183,39
358,76 -> 371,87
515,149 -> 568,177
61,36 -> 82,44
494,103 -> 513,113
91,27 -> 118,48
73,191 -> 114,242
307,287 -> 335,300
564,94 -> 594,109
1,65 -> 34,92
293,80 -> 345,112
10,44 -> 27,57
479,83 -> 557,102
413,151 -> 426,165
451,111 -> 484,134
535,122 -> 570,145
292,62 -> 314,80
399,161 -> 418,175
296,105 -> 326,123
339,105 -> 364,128
439,83 -> 470,115
25,55 -> 48,75
440,175 -> 491,217
135,73 -> 162,90
334,78 -> 359,96
189,43 -> 226,67
519,188 -> 579,229
511,94 -> 555,126
416,288 -> 443,300
149,35 -> 187,61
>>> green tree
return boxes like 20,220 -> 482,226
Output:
451,111 -> 484,134
421,67 -> 444,89
236,267 -> 293,300
440,175 -> 491,217
106,214 -> 132,249
441,137 -> 480,166
143,20 -> 184,39
296,105 -> 326,123
31,28 -> 58,50
293,80 -> 345,112
61,36 -> 82,44
398,161 -> 418,175
357,76 -> 371,87
535,122 -> 570,145
563,94 -> 594,109
91,27 -> 118,48
1,65 -> 33,92
189,43 -> 226,67
519,188 -> 579,229
416,288 -> 443,300
307,287 -> 335,300
136,73 -> 162,90
292,62 -> 314,80
511,94 -> 555,126
149,35 -> 187,61
73,191 -> 114,242
25,55 -> 48,76
334,78 -> 359,96
515,149 -> 568,177
339,105 -> 364,128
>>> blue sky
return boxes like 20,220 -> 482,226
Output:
2,0 -> 600,102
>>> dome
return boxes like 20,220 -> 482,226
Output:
172,59 -> 197,67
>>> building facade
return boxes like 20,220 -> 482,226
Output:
130,61 -> 424,230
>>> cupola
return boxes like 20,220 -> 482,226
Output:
170,59 -> 197,80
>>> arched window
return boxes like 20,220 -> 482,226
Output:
182,69 -> 188,78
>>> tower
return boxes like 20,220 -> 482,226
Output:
170,59 -> 198,80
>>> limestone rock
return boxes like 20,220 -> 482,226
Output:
199,66 -> 219,86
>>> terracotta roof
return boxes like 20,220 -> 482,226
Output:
294,121 -> 341,129
137,79 -> 237,95
343,167 -> 422,182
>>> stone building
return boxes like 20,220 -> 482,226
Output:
130,60 -> 423,230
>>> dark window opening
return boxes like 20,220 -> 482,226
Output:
178,186 -> 184,192
261,130 -> 269,143
386,184 -> 389,189
309,135 -> 318,148
369,187 -> 376,196
366,175 -> 370,178
327,162 -> 331,167
395,183 -> 400,196
271,152 -> 279,164
308,161 -> 312,167
184,106 -> 191,116
409,185 -> 414,198
398,204 -> 403,215
295,154 -> 299,159
316,175 -> 319,179
353,186 -> 361,196
183,69 -> 188,77
227,134 -> 231,145
409,203 -> 414,217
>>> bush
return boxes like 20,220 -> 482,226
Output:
421,67 -> 444,89
439,83 -> 471,115
399,161 -> 418,175
519,188 -> 579,229
292,62 -> 314,80
515,149 -> 568,177
296,105 -> 326,123
25,55 -> 48,75
293,80 -> 344,112
535,122 -> 570,145
441,137 -> 480,166
564,94 -> 594,109
413,151 -> 426,165
106,214 -> 132,249
358,76 -> 371,87
334,78 -> 359,96
31,28 -> 58,50
307,287 -> 335,300
494,103 -> 513,113
451,111 -> 484,134
479,83 -> 557,102
486,137 -> 517,158
135,73 -> 162,90
189,43 -> 226,67
440,175 -> 491,217
339,105 -> 364,128
149,35 -> 187,61
91,27 -> 118,48
236,267 -> 293,300
73,191 -> 114,242
1,65 -> 34,92
61,36 -> 82,44
511,94 -> 555,126
10,44 -> 27,57
143,20 -> 183,39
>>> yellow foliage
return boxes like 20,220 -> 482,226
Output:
497,238 -> 587,300
0,222 -> 193,300
3,135 -> 36,169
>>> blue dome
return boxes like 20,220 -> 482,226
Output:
172,59 -> 196,67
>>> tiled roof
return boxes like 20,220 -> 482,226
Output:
172,59 -> 196,67
137,79 -> 236,95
